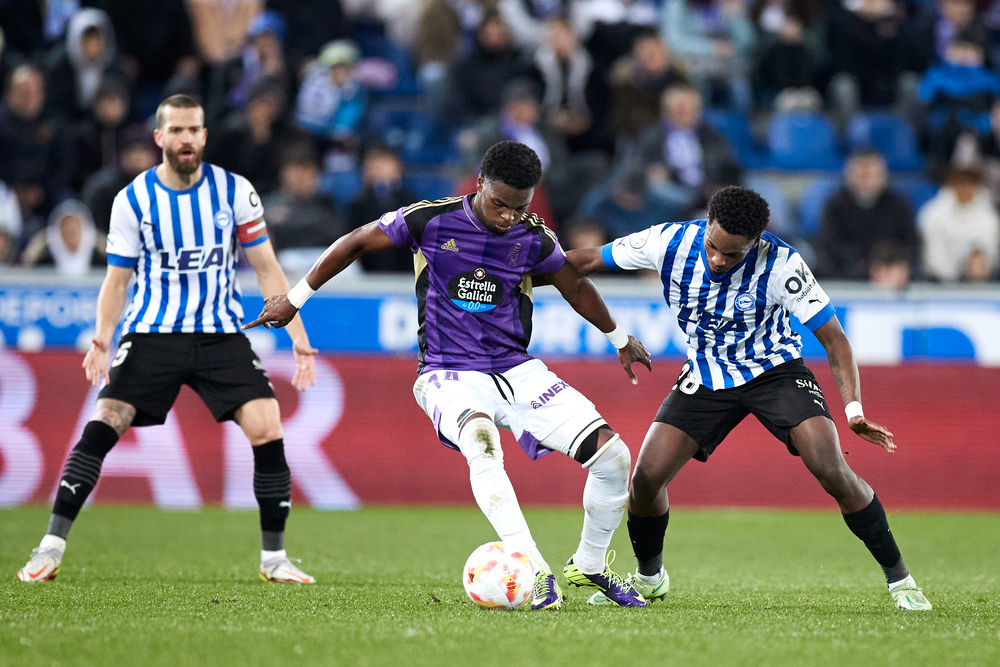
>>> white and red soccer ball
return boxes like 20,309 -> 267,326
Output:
462,541 -> 534,610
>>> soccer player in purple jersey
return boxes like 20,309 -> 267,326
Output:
246,141 -> 652,609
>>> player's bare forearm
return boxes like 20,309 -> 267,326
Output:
95,266 -> 132,345
549,262 -> 616,332
813,316 -> 860,406
564,248 -> 608,277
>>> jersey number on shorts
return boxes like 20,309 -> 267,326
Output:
675,363 -> 700,395
111,341 -> 132,368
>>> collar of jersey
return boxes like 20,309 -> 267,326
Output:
698,226 -> 760,283
150,164 -> 208,194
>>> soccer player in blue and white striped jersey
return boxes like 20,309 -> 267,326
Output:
567,186 -> 932,611
17,95 -> 319,586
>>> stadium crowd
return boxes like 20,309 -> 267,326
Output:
0,0 -> 997,285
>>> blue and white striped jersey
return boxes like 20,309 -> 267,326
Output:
106,164 -> 268,334
602,219 -> 835,391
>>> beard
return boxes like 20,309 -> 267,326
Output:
164,144 -> 203,175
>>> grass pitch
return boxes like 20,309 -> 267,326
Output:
1,506 -> 998,667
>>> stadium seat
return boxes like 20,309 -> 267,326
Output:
796,176 -> 841,237
894,178 -> 939,213
403,175 -> 455,202
767,113 -> 843,170
319,170 -> 362,207
846,112 -> 924,172
743,175 -> 792,236
703,110 -> 770,169
365,104 -> 456,163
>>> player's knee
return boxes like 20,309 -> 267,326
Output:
459,417 -> 503,467
583,434 -> 630,487
630,463 -> 663,506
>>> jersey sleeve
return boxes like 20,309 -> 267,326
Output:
377,207 -> 419,252
232,174 -> 268,248
768,252 -> 834,331
602,224 -> 666,272
532,223 -> 566,273
106,190 -> 141,269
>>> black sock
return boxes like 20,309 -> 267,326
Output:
253,439 -> 290,551
843,494 -> 909,584
50,421 -> 119,536
628,510 -> 669,577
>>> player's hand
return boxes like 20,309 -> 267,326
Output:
83,338 -> 111,387
849,416 -> 895,453
617,335 -> 652,385
291,341 -> 318,391
243,294 -> 298,330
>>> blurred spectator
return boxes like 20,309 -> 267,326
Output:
563,216 -> 609,249
660,0 -> 755,111
188,0 -> 262,66
466,79 -> 579,219
101,0 -> 198,117
208,78 -> 300,196
752,17 -> 819,110
294,40 -> 367,145
825,0 -> 923,128
609,33 -> 688,138
266,0 -> 349,72
262,143 -> 342,250
0,64 -> 73,216
934,0 -> 984,63
81,126 -> 158,234
227,11 -> 290,110
20,199 -> 106,274
636,84 -> 741,206
918,167 -> 1000,281
451,12 -> 538,123
534,17 -> 607,152
921,31 -> 1000,166
573,0 -> 660,75
868,242 -> 912,291
817,149 -> 918,279
43,8 -> 125,121
500,0 -> 569,49
0,180 -> 23,264
73,79 -> 130,191
588,167 -> 682,238
413,0 -> 465,119
0,0 -> 77,58
349,146 -> 418,272
748,0 -> 823,53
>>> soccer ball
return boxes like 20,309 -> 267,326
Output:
462,541 -> 534,610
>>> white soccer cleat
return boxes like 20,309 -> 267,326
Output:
890,575 -> 932,611
260,556 -> 316,584
16,546 -> 64,583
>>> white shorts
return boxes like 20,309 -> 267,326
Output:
412,359 -> 607,460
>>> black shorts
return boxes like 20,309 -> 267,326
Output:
654,358 -> 832,462
99,333 -> 275,426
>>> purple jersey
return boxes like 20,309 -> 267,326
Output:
378,194 -> 566,374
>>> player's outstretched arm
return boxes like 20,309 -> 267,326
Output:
242,222 -> 396,331
564,247 -> 608,277
243,238 -> 318,390
84,265 -> 133,387
546,261 -> 651,384
813,316 -> 895,453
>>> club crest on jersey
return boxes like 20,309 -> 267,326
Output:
214,208 -> 234,229
735,293 -> 755,311
448,268 -> 504,312
630,228 -> 651,249
159,246 -> 226,272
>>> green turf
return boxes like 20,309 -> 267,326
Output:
1,506 -> 998,667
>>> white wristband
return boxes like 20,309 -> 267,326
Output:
845,401 -> 864,421
287,278 -> 316,309
604,324 -> 629,350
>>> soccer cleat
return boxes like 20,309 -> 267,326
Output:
890,576 -> 932,611
259,556 -> 316,584
563,551 -> 646,608
16,546 -> 63,583
588,568 -> 669,606
530,570 -> 563,610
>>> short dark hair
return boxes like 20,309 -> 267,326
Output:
155,94 -> 202,128
480,141 -> 542,191
707,186 -> 770,239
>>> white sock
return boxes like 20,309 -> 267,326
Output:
635,568 -> 664,584
261,549 -> 286,563
40,535 -> 66,552
574,437 -> 630,575
461,418 -> 550,573
888,575 -> 914,590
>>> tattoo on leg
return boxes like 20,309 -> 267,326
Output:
94,401 -> 136,437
